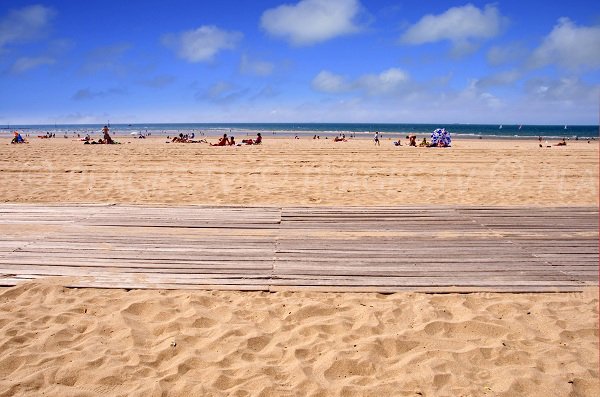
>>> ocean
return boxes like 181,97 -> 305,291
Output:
2,122 -> 598,139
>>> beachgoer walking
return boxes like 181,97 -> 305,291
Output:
374,131 -> 380,146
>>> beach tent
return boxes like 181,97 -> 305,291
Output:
430,128 -> 451,147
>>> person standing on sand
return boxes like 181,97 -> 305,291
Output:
374,131 -> 380,146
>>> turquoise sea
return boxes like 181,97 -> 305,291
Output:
2,122 -> 598,139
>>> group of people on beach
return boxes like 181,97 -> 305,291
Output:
388,128 -> 452,148
81,125 -> 118,145
209,133 -> 262,146
171,132 -> 207,143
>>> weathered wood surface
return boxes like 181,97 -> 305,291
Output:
0,204 -> 597,292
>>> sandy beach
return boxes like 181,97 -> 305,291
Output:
0,136 -> 598,396
0,136 -> 598,206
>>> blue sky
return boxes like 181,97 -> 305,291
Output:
1,0 -> 599,125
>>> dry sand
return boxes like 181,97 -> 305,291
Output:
0,136 -> 598,396
0,136 -> 597,206
0,282 -> 598,397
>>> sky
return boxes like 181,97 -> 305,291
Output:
0,0 -> 599,125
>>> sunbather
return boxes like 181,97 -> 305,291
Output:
212,134 -> 229,146
242,133 -> 262,145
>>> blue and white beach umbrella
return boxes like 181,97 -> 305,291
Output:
430,128 -> 452,147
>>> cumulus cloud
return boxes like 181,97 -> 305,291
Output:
358,68 -> 409,95
261,0 -> 364,45
0,5 -> 55,50
162,25 -> 242,62
9,56 -> 55,74
311,70 -> 349,93
312,68 -> 409,96
400,4 -> 506,51
529,18 -> 600,71
240,54 -> 274,76
524,77 -> 600,102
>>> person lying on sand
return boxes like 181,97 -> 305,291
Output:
393,139 -> 402,146
555,139 -> 567,146
211,134 -> 229,146
242,133 -> 262,145
334,136 -> 347,142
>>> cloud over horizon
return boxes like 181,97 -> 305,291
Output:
312,68 -> 410,96
162,25 -> 242,62
261,0 -> 364,46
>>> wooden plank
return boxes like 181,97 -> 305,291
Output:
0,204 -> 596,292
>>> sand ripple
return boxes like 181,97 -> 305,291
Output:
0,282 -> 598,396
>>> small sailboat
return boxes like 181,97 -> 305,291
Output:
564,125 -> 568,130
499,124 -> 503,129
518,125 -> 522,130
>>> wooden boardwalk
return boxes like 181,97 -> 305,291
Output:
0,204 -> 597,292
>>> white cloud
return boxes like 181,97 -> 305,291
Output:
524,77 -> 599,102
401,4 -> 506,48
358,68 -> 409,95
529,18 -> 600,71
9,56 -> 55,74
0,5 -> 55,50
312,68 -> 409,96
240,54 -> 274,76
261,0 -> 364,45
162,25 -> 242,62
311,70 -> 349,93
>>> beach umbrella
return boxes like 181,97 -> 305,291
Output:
431,128 -> 451,147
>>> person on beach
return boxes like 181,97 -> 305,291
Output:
11,131 -> 26,144
393,139 -> 402,146
102,125 -> 114,144
212,134 -> 228,146
374,131 -> 380,146
228,136 -> 236,146
242,133 -> 262,145
407,135 -> 417,146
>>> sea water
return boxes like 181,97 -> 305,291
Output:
2,122 -> 598,139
